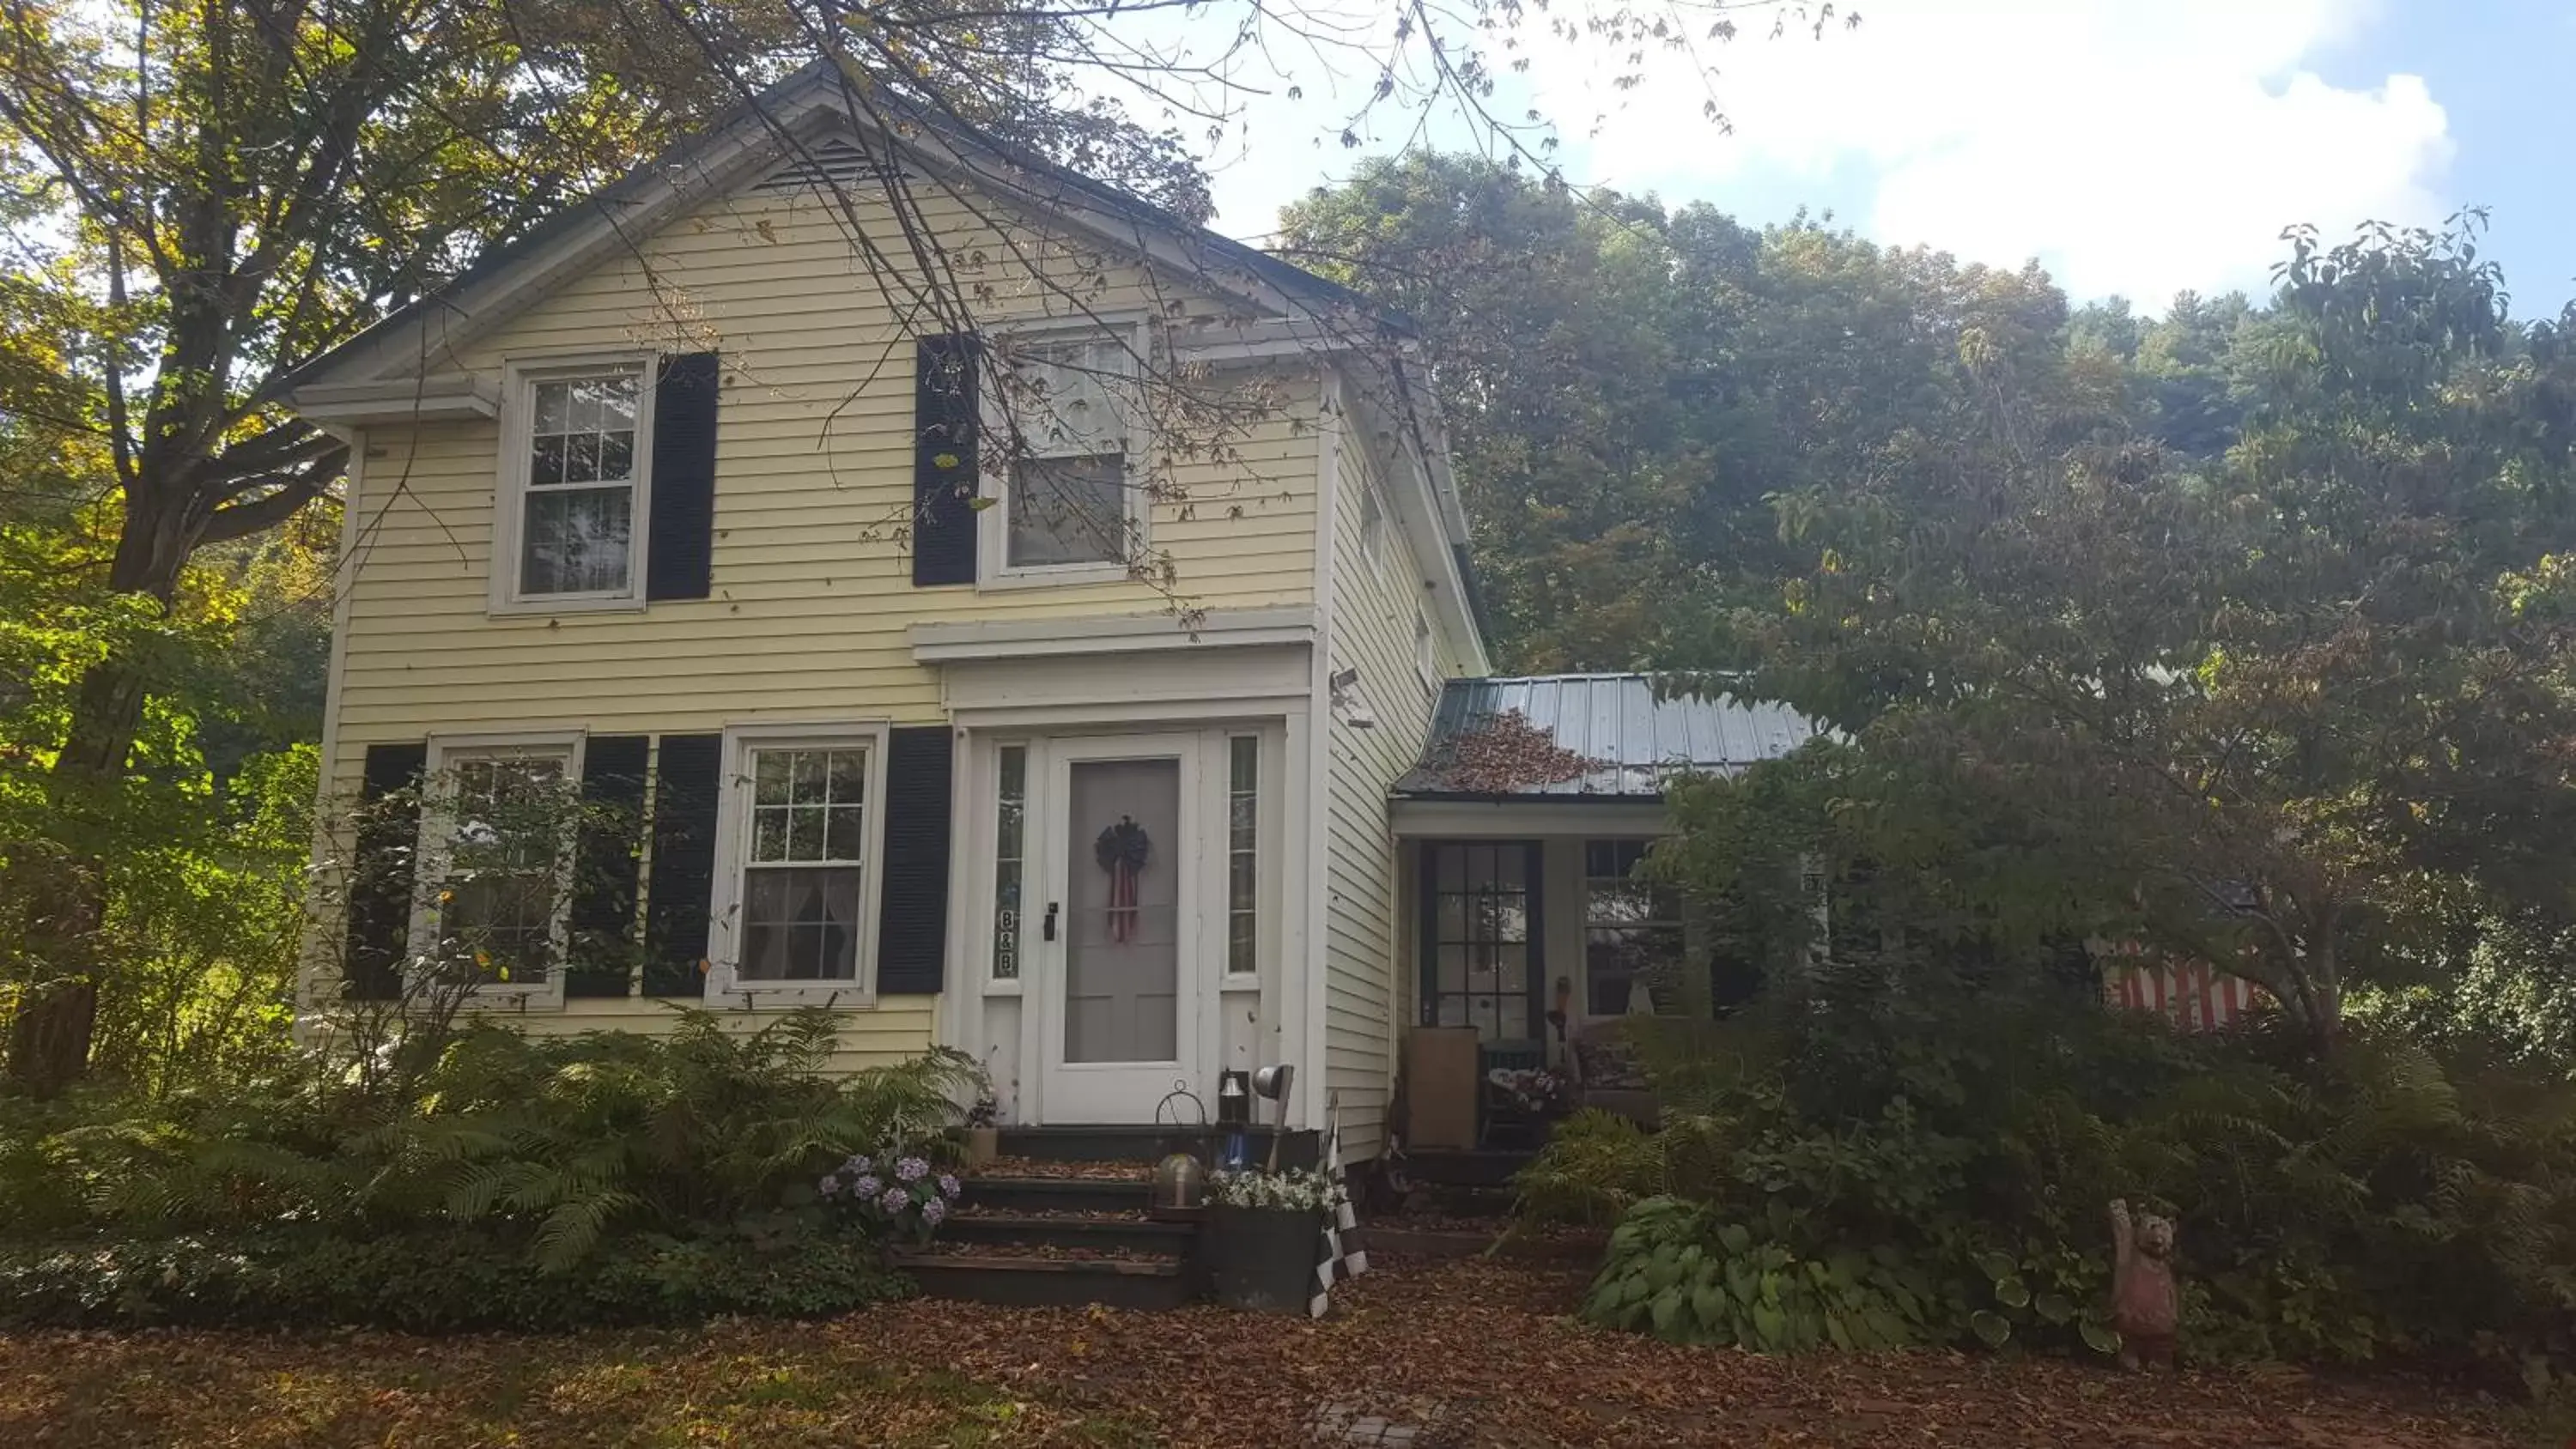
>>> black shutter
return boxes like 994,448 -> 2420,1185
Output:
643,733 -> 724,996
345,743 -> 427,1002
646,352 -> 720,602
913,334 -> 980,586
566,735 -> 649,998
874,725 -> 955,994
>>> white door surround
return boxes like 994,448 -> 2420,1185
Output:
925,627 -> 1313,1129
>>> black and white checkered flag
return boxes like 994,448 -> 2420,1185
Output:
1310,1094 -> 1369,1318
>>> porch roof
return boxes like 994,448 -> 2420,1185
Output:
1391,673 -> 1819,802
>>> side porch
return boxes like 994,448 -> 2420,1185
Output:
1382,675 -> 1819,1165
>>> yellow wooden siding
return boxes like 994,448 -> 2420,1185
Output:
1319,421 -> 1452,1160
310,170 -> 1322,1053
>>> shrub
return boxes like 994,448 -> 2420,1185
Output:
0,1223 -> 902,1331
1527,963 -> 2576,1376
0,1009 -> 978,1326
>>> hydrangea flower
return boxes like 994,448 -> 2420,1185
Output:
921,1196 -> 948,1226
844,1154 -> 875,1176
817,1173 -> 841,1197
936,1173 -> 961,1198
895,1156 -> 929,1182
849,1173 -> 882,1199
881,1186 -> 911,1213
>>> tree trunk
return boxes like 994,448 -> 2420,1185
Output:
4,481 -> 197,1096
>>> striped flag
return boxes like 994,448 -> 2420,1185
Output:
2098,943 -> 2267,1031
1310,1095 -> 1368,1319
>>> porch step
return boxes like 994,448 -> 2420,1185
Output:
998,1124 -> 1321,1169
944,1211 -> 1199,1257
889,1250 -> 1195,1311
957,1174 -> 1151,1215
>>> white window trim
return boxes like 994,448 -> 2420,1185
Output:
704,719 -> 893,1008
975,314 -> 1152,591
489,354 -> 658,616
410,728 -> 589,1011
1220,727 -> 1281,989
981,738 -> 1030,997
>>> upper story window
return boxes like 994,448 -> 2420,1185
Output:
497,361 -> 653,610
983,328 -> 1143,584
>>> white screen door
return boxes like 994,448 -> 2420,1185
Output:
1037,734 -> 1201,1121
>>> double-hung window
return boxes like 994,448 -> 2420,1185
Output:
1583,840 -> 1686,1016
708,724 -> 890,1002
983,326 -> 1143,582
497,361 -> 653,609
414,733 -> 584,1004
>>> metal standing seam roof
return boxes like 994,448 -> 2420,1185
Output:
1393,673 -> 1821,800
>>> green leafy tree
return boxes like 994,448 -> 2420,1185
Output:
1725,217 -> 2576,1049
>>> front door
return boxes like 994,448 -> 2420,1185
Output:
1037,734 -> 1201,1122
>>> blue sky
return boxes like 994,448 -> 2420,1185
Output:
1150,0 -> 2575,316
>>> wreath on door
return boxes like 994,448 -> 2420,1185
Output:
1095,817 -> 1151,943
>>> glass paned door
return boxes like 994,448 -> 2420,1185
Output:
1063,758 -> 1181,1062
1419,841 -> 1544,1044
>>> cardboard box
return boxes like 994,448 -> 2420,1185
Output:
1404,1027 -> 1481,1149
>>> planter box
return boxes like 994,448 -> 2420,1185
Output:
1200,1203 -> 1318,1313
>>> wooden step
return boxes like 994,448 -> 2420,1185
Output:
958,1174 -> 1152,1215
997,1125 -> 1319,1169
944,1211 -> 1198,1257
890,1250 -> 1194,1310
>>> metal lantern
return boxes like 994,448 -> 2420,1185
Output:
1150,1150 -> 1206,1219
1150,1080 -> 1210,1221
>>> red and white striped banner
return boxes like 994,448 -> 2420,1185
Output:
2097,946 -> 2267,1032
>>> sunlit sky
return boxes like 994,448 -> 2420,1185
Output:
1126,0 -> 2575,315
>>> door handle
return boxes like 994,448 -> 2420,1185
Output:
1042,902 -> 1060,942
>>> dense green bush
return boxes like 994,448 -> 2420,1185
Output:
1524,961 -> 2576,1376
0,1224 -> 901,1331
0,1009 -> 975,1326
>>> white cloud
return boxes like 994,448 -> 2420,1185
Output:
1530,0 -> 2454,304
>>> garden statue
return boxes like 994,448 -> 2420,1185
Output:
2108,1198 -> 2179,1370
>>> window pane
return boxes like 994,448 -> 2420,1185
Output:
521,485 -> 632,595
534,381 -> 569,433
992,745 -> 1025,980
563,432 -> 599,483
752,805 -> 788,863
530,433 -> 566,486
598,430 -> 635,482
829,750 -> 869,805
788,805 -> 825,859
738,866 -> 862,980
791,750 -> 829,804
754,751 -> 792,805
824,804 -> 867,862
1006,454 -> 1126,567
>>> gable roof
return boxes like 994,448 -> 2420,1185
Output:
1394,674 -> 1820,801
288,60 -> 1407,393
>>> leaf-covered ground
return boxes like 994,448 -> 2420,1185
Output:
0,1258 -> 2518,1447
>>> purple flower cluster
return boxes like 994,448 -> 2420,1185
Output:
821,1145 -> 966,1242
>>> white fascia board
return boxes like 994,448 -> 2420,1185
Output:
288,373 -> 500,424
1388,797 -> 1673,838
908,607 -> 1317,663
